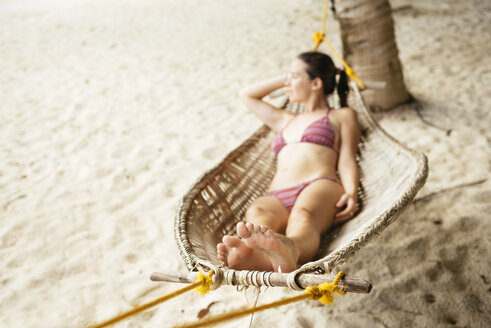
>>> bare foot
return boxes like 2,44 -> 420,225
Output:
217,235 -> 273,271
237,222 -> 299,273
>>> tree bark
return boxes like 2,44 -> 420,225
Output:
335,0 -> 410,111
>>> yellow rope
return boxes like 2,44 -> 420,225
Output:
312,0 -> 366,90
89,270 -> 215,328
174,271 -> 347,328
313,0 -> 328,51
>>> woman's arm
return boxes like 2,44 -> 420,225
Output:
335,107 -> 361,223
239,75 -> 292,132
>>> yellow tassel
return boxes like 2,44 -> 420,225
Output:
305,271 -> 346,305
194,270 -> 214,295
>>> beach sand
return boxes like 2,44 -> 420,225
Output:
1,0 -> 489,327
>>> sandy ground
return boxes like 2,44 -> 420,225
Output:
1,0 -> 490,327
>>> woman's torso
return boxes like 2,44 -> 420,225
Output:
268,108 -> 341,190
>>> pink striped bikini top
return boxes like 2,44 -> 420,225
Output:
271,108 -> 336,156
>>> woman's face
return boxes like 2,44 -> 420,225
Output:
285,59 -> 313,103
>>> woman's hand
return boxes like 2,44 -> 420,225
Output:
334,193 -> 358,224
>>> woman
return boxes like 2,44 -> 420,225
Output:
217,52 -> 360,273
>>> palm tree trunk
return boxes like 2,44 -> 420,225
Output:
335,0 -> 410,111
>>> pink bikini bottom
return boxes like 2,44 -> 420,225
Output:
265,176 -> 340,212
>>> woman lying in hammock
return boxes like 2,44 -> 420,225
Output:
217,52 -> 360,273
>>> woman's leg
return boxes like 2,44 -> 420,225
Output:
286,179 -> 343,264
236,179 -> 343,272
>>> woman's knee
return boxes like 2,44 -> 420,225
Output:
244,201 -> 287,231
245,203 -> 269,221
288,206 -> 328,233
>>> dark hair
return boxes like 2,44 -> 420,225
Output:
297,51 -> 349,107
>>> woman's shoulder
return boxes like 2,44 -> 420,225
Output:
332,106 -> 358,120
335,106 -> 356,113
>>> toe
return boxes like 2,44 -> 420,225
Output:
217,243 -> 228,255
237,222 -> 252,238
260,225 -> 269,233
223,235 -> 242,248
245,222 -> 256,233
217,243 -> 228,264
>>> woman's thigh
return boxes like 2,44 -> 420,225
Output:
244,196 -> 290,233
286,180 -> 344,235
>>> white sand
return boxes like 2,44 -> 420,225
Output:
1,0 -> 489,327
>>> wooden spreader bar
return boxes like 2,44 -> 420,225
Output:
150,270 -> 372,294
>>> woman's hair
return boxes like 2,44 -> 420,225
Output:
297,51 -> 349,107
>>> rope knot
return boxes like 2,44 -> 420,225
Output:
345,67 -> 355,78
304,271 -> 347,305
194,270 -> 214,295
312,32 -> 325,43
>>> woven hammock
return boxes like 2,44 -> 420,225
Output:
171,82 -> 428,291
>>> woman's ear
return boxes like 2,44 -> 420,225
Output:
311,77 -> 323,91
